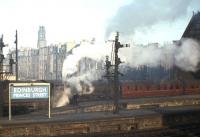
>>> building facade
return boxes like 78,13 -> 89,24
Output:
6,26 -> 68,81
38,44 -> 67,80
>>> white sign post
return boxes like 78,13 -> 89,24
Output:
9,83 -> 51,120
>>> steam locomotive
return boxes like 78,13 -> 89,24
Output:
64,57 -> 200,102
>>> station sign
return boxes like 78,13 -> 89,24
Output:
10,85 -> 49,99
8,82 -> 51,120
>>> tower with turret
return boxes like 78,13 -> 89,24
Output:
37,26 -> 46,48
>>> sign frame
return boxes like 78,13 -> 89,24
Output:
8,82 -> 51,120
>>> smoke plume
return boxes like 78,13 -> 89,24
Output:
61,41 -> 111,103
59,38 -> 200,107
54,87 -> 71,107
120,38 -> 200,72
62,42 -> 110,81
106,0 -> 199,38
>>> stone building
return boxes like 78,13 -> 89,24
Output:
38,44 -> 67,80
6,26 -> 68,81
182,11 -> 200,41
7,48 -> 39,80
181,11 -> 200,79
7,44 -> 68,81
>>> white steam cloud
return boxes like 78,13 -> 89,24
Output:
60,38 -> 200,107
175,39 -> 200,71
120,39 -> 200,72
62,41 -> 111,98
62,42 -> 111,81
54,87 -> 71,108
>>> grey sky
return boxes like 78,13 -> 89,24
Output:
0,0 -> 199,49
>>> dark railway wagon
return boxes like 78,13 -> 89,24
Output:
71,80 -> 200,103
121,80 -> 200,98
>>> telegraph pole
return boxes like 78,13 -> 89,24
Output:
56,47 -> 58,81
113,32 -> 120,113
105,32 -> 129,114
0,35 -> 5,80
15,30 -> 18,81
